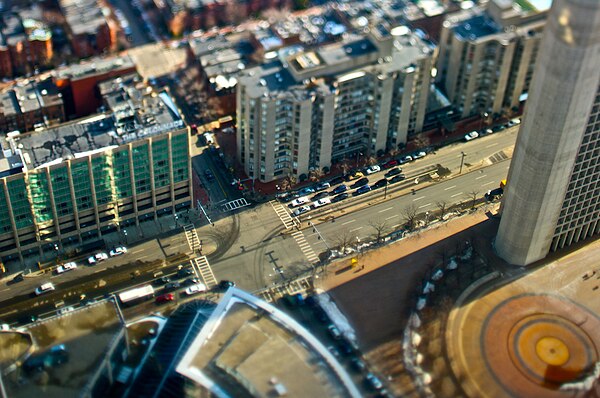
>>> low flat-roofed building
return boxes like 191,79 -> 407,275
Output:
0,299 -> 126,398
58,0 -> 115,58
176,288 -> 360,398
127,42 -> 188,81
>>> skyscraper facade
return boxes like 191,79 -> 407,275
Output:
495,0 -> 600,266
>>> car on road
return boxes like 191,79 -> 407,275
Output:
155,293 -> 175,304
87,252 -> 108,265
164,282 -> 181,291
56,306 -> 74,316
289,196 -> 310,208
365,373 -> 384,390
345,171 -> 364,181
354,185 -> 371,195
177,268 -> 194,278
508,118 -> 521,126
219,280 -> 236,290
311,192 -> 329,201
365,165 -> 380,175
382,159 -> 398,169
350,357 -> 366,372
292,205 -> 311,216
331,184 -> 348,195
183,277 -> 200,286
372,178 -> 388,189
154,276 -> 171,285
398,155 -> 413,164
389,174 -> 406,184
331,193 -> 349,203
204,169 -> 215,181
464,131 -> 479,141
276,192 -> 295,203
109,246 -> 127,257
384,167 -> 402,178
327,324 -> 342,340
35,282 -> 55,296
413,151 -> 426,159
297,187 -> 315,196
492,124 -> 506,132
350,178 -> 369,189
56,262 -> 77,274
329,176 -> 345,185
314,182 -> 330,191
312,197 -> 331,208
185,283 -> 207,295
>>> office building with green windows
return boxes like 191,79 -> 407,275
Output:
0,75 -> 192,263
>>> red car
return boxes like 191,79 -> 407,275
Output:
155,293 -> 174,303
382,159 -> 398,169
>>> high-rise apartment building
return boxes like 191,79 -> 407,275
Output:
436,0 -> 549,119
0,75 -> 192,263
237,28 -> 435,182
495,0 -> 600,266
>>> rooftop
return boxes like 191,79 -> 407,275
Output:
54,55 -> 136,81
128,42 -> 188,80
59,0 -> 108,36
2,79 -> 183,170
176,288 -> 360,398
0,300 -> 124,398
453,14 -> 501,40
0,78 -> 63,117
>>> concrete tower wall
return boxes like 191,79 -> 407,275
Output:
495,0 -> 600,265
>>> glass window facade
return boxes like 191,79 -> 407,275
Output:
152,138 -> 170,188
50,167 -> 73,217
71,161 -> 93,211
0,187 -> 12,233
113,149 -> 132,199
133,144 -> 151,194
92,155 -> 114,205
7,178 -> 32,229
28,171 -> 53,225
171,133 -> 189,183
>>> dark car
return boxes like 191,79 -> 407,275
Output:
485,187 -> 504,201
331,184 -> 348,195
219,280 -> 236,289
353,185 -> 371,196
154,276 -> 171,285
204,169 -> 215,181
372,178 -> 388,189
351,178 -> 369,189
384,167 -> 402,178
311,191 -> 329,201
313,307 -> 329,323
164,282 -> 181,291
389,174 -> 406,184
314,182 -> 331,192
18,314 -> 38,325
183,277 -> 200,286
331,193 -> 349,203
338,339 -> 355,355
382,159 -> 398,169
365,373 -> 384,390
329,176 -> 345,185
277,192 -> 295,203
177,268 -> 194,278
350,357 -> 366,373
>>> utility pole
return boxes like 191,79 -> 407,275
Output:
459,152 -> 467,174
308,220 -> 330,250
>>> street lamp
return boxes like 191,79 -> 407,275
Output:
459,152 -> 467,174
356,151 -> 363,167
425,211 -> 430,226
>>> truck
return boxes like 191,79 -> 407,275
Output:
485,180 -> 506,201
118,285 -> 155,305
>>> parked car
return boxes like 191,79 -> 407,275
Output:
508,118 -> 521,126
164,282 -> 181,291
204,169 -> 215,181
289,196 -> 310,208
372,178 -> 388,189
338,339 -> 355,355
185,283 -> 207,295
365,373 -> 384,390
492,124 -> 506,132
345,171 -> 364,181
109,246 -> 127,257
329,176 -> 345,185
398,155 -> 413,164
382,159 -> 398,169
154,276 -> 171,285
177,268 -> 194,278
35,282 -> 55,296
297,187 -> 315,196
56,262 -> 77,274
354,185 -> 371,195
365,165 -> 380,175
350,357 -> 366,372
87,252 -> 108,265
311,191 -> 329,201
155,293 -> 175,303
413,151 -> 426,159
464,131 -> 479,141
183,277 -> 200,286
219,280 -> 236,289
331,193 -> 349,203
277,192 -> 295,203
327,324 -> 342,340
331,184 -> 348,195
312,197 -> 332,208
351,178 -> 369,189
384,167 -> 402,178
56,306 -> 74,316
314,182 -> 330,191
293,205 -> 311,216
389,174 -> 406,184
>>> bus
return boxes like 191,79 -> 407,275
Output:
118,285 -> 155,305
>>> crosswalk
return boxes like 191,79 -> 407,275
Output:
269,200 -> 297,229
291,230 -> 319,263
183,224 -> 202,252
190,256 -> 218,288
221,198 -> 250,212
257,276 -> 313,302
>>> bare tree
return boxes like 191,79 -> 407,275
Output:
369,220 -> 390,243
339,159 -> 352,175
412,134 -> 431,149
308,168 -> 324,182
280,173 -> 297,192
402,204 -> 419,231
465,189 -> 480,209
436,200 -> 449,221
366,156 -> 378,166
334,229 -> 355,253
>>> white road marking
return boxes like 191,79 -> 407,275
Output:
385,214 -> 399,220
413,196 -> 426,201
392,224 -> 401,229
486,143 -> 498,148
451,192 -> 463,198
378,207 -> 394,213
130,248 -> 145,254
418,203 -> 432,209
444,185 -> 457,191
0,288 -> 9,292
475,174 -> 488,180
482,181 -> 496,187
350,227 -> 363,232
342,219 -> 356,225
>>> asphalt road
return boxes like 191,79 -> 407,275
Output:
109,0 -> 153,46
